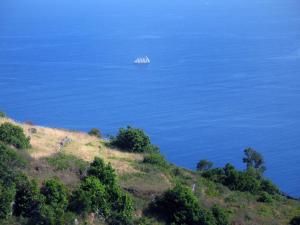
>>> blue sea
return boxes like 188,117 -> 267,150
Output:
1,0 -> 300,196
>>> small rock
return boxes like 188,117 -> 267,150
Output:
28,127 -> 37,134
60,136 -> 72,147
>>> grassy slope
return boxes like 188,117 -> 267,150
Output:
1,118 -> 300,225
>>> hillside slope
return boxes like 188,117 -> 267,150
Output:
0,117 -> 300,225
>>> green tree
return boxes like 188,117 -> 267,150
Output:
30,204 -> 57,225
72,157 -> 134,223
0,122 -> 30,149
106,184 -> 133,223
223,164 -> 239,190
88,128 -> 102,138
87,157 -> 117,187
115,194 -> 133,221
0,183 -> 15,220
110,188 -> 133,220
243,148 -> 266,174
105,186 -> 133,225
236,172 -> 260,193
41,179 -> 68,210
13,178 -> 41,217
23,178 -> 73,225
151,185 -> 216,225
202,163 -> 279,195
203,164 -> 261,194
70,176 -> 108,215
28,203 -> 76,225
111,126 -> 156,153
223,164 -> 261,193
197,160 -> 213,171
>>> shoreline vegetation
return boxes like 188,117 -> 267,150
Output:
0,112 -> 300,225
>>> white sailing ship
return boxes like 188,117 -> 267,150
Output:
134,56 -> 150,64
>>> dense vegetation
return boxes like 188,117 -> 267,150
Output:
0,122 -> 133,225
150,185 -> 229,225
0,150 -> 133,224
143,153 -> 168,168
202,164 -> 279,195
88,128 -> 102,138
196,160 -> 213,171
0,119 -> 299,225
0,122 -> 30,149
201,148 -> 280,197
111,126 -> 159,153
70,160 -> 134,225
242,148 -> 266,174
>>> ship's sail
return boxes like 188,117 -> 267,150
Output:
145,56 -> 150,63
134,56 -> 150,64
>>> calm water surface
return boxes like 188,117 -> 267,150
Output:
1,0 -> 300,196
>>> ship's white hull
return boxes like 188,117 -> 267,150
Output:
134,62 -> 150,64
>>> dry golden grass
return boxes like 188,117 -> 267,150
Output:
0,118 -> 142,174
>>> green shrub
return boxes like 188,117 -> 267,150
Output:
143,153 -> 168,167
88,128 -> 102,138
105,187 -> 134,224
0,122 -> 30,149
106,211 -> 133,225
211,205 -> 230,225
70,176 -> 108,215
111,126 -> 158,153
0,143 -> 28,169
104,183 -> 133,224
87,157 -> 117,187
202,163 -> 278,195
13,178 -> 41,218
202,168 -> 225,183
0,143 -> 28,186
0,183 -> 16,220
202,150 -> 279,195
257,192 -> 273,203
235,172 -> 260,193
41,179 -> 68,210
30,204 -> 58,225
15,177 -> 74,225
222,164 -> 241,191
0,111 -> 6,118
197,160 -> 213,171
260,179 -> 280,195
150,184 -> 216,225
116,193 -> 133,221
29,203 -> 75,225
70,157 -> 134,223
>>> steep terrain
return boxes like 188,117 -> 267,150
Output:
0,117 -> 300,225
